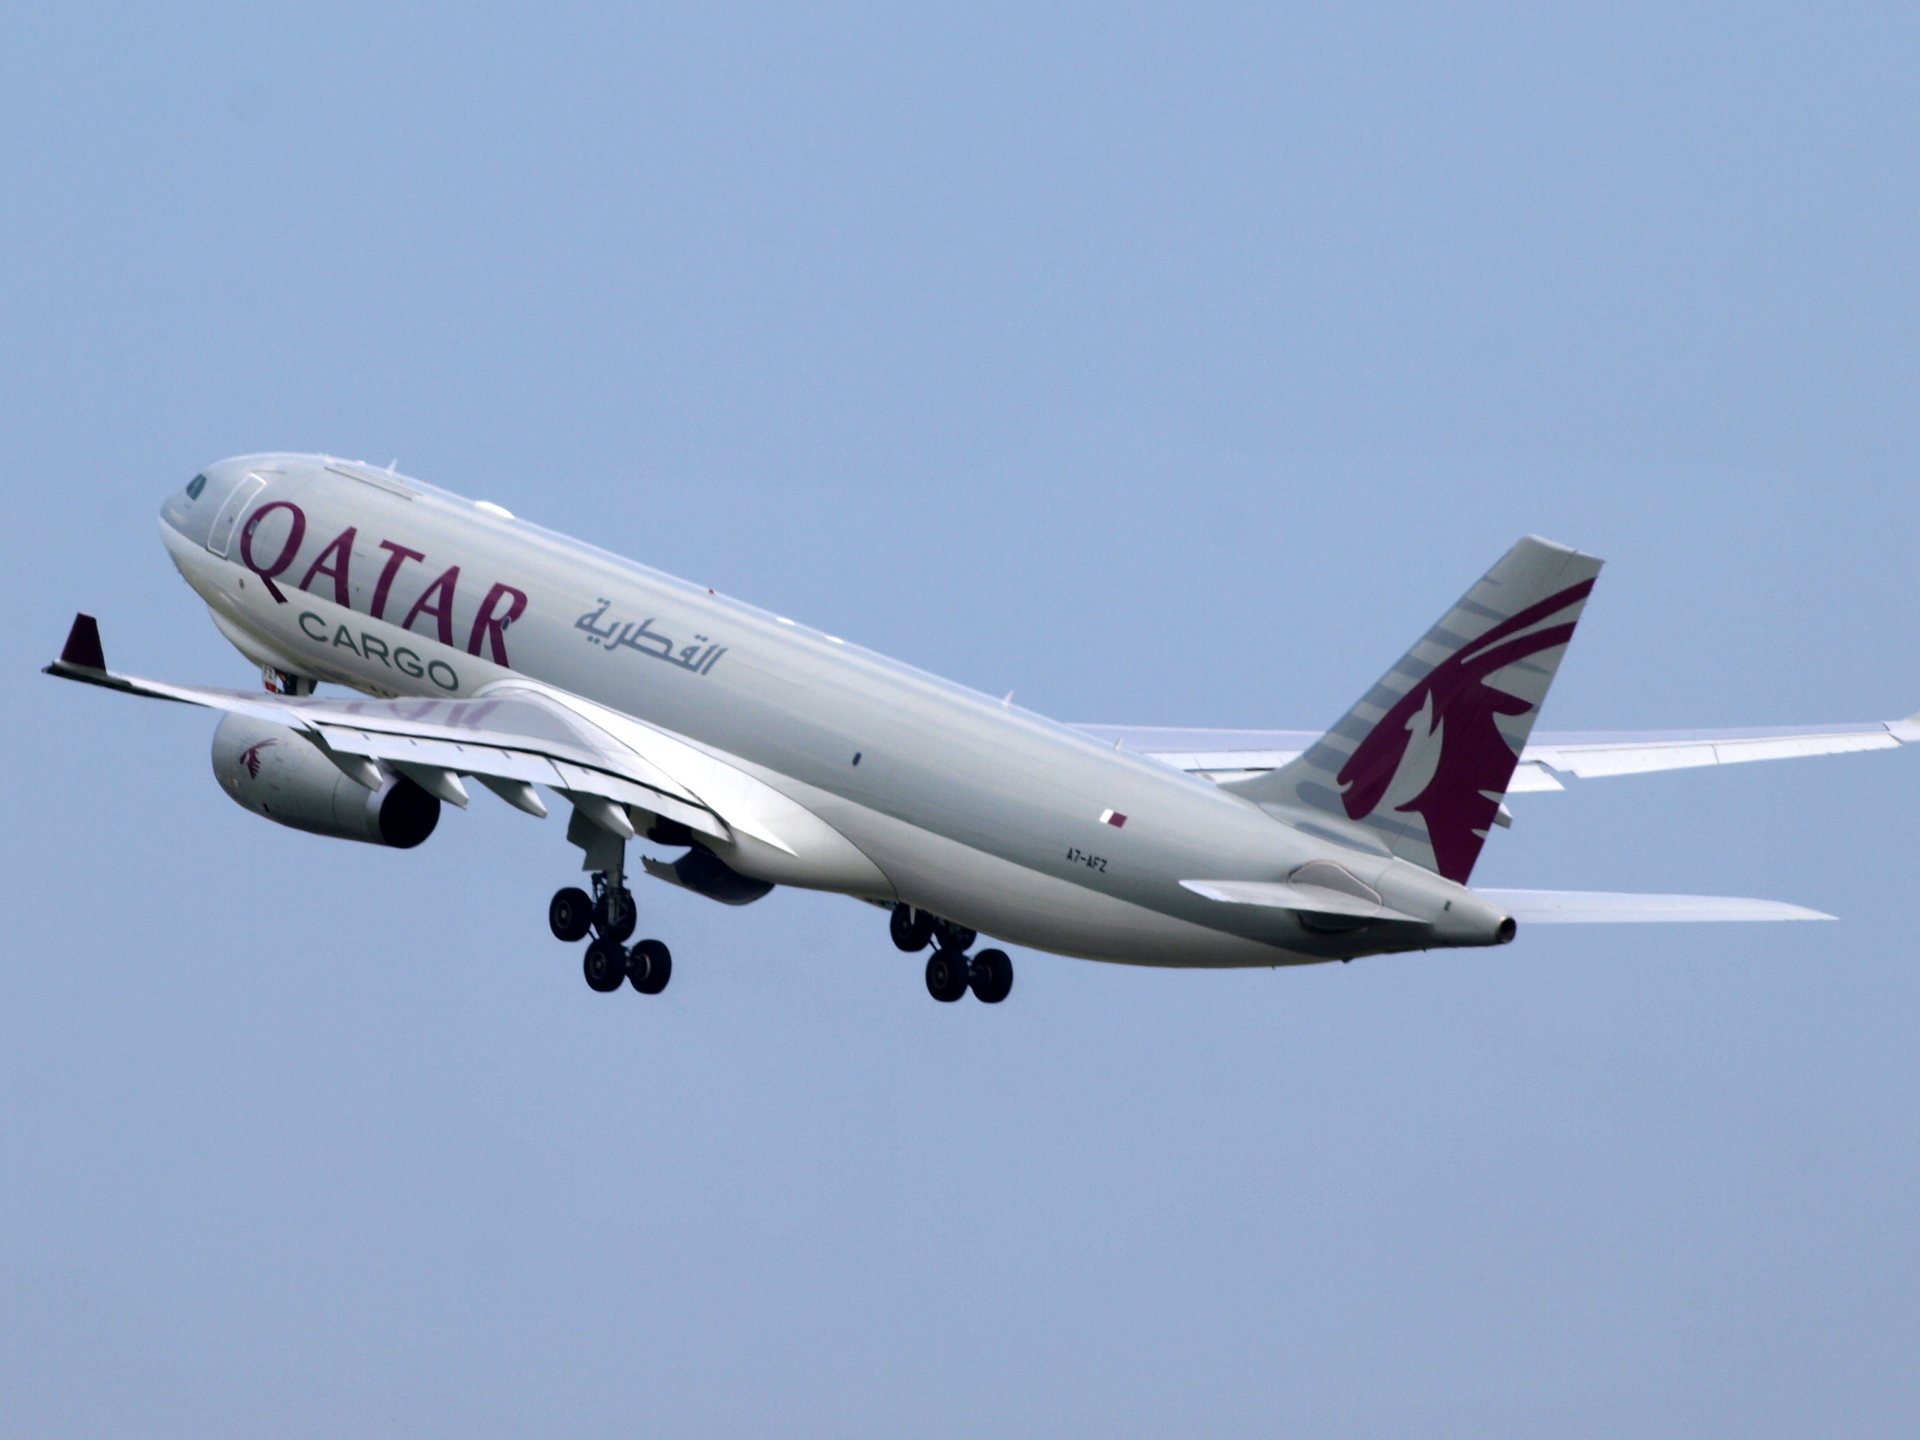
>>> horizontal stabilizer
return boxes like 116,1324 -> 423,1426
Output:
1180,878 -> 1417,923
1476,889 -> 1834,923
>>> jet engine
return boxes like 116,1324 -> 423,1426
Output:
211,712 -> 440,848
641,846 -> 775,905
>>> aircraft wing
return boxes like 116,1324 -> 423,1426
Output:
44,613 -> 740,846
1075,717 -> 1920,792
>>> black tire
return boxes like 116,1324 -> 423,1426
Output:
583,938 -> 627,993
889,903 -> 936,953
932,918 -> 977,954
593,886 -> 637,943
629,938 -> 672,995
548,886 -> 592,942
925,949 -> 968,1003
969,948 -> 1014,1004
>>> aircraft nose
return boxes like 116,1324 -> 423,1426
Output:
158,469 -> 213,546
159,457 -> 276,551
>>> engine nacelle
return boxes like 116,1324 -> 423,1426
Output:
672,847 -> 774,905
211,713 -> 440,848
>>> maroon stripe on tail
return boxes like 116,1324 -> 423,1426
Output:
1336,578 -> 1594,883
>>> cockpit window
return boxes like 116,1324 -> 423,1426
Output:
186,473 -> 207,500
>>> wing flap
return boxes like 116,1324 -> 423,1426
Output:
1478,889 -> 1835,923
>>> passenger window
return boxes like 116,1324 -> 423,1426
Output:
186,474 -> 207,500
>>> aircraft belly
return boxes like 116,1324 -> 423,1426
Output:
790,784 -> 1317,969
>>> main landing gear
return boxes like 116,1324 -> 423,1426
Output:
891,903 -> 1013,1005
551,873 -> 672,996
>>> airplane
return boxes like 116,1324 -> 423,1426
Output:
43,454 -> 1919,1003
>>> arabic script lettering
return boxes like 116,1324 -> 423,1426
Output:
574,599 -> 727,676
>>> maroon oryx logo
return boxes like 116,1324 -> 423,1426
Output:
237,738 -> 276,779
1337,578 -> 1593,883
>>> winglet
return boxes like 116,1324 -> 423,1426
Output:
54,613 -> 107,672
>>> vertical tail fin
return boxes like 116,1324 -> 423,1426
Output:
1225,536 -> 1603,883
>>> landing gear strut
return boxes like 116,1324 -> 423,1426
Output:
553,802 -> 674,996
554,876 -> 672,996
908,907 -> 1013,1004
591,874 -> 637,944
932,917 -> 976,954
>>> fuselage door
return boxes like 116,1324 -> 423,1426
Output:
206,475 -> 266,557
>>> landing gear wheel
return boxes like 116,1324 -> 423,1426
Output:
925,949 -> 969,1003
969,948 -> 1014,1004
549,886 -> 592,942
890,904 -> 936,953
583,938 -> 628,993
932,918 -> 976,954
593,886 -> 637,944
628,939 -> 672,995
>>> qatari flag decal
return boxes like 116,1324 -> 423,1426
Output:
1099,808 -> 1128,828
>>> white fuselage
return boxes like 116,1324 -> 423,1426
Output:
161,455 -> 1487,967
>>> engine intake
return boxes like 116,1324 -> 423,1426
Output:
211,713 -> 440,848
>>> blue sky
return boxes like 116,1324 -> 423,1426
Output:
4,5 -> 1917,1435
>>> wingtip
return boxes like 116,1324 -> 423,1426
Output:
1748,900 -> 1836,922
56,613 -> 106,671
